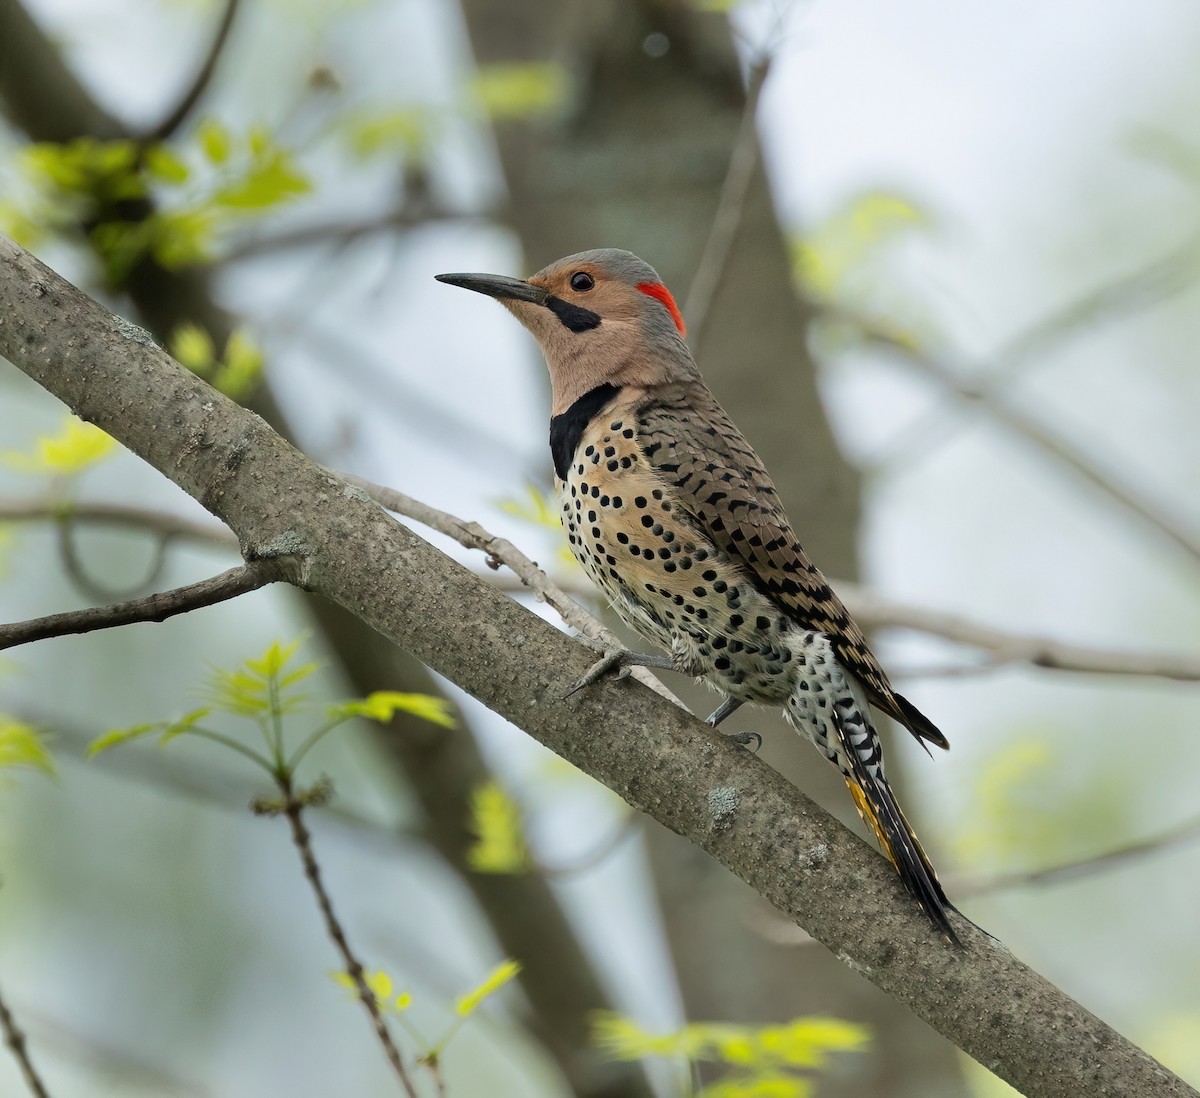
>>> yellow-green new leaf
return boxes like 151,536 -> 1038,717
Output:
0,719 -> 54,776
246,637 -> 306,679
150,207 -> 217,270
471,63 -> 569,120
216,329 -> 265,400
349,109 -> 432,159
159,708 -> 214,745
455,959 -> 521,1018
170,323 -> 217,374
88,722 -> 163,757
144,145 -> 190,184
592,1012 -> 703,1060
2,416 -> 118,476
198,118 -> 232,165
701,1074 -> 812,1098
331,691 -> 455,728
214,148 -> 311,209
467,781 -> 529,873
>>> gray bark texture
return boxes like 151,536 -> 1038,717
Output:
2,234 -> 1194,1098
454,2 -> 963,1092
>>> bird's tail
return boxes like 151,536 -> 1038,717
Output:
832,703 -> 959,944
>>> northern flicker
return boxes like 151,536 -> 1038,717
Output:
436,249 -> 958,942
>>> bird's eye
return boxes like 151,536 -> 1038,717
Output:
570,271 -> 595,292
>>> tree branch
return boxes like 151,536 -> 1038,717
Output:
0,558 -> 284,651
958,810 -> 1200,898
140,0 -> 241,143
258,779 -> 419,1096
841,310 -> 1200,566
836,583 -> 1200,683
2,235 -> 1195,1098
0,499 -> 236,548
0,978 -> 50,1098
16,489 -> 1199,684
875,232 -> 1200,469
683,54 -> 771,353
223,208 -> 483,263
338,474 -> 684,706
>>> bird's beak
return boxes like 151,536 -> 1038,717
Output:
435,272 -> 548,306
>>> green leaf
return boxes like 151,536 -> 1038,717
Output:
144,145 -> 190,184
198,118 -> 232,165
497,483 -> 561,530
1,416 -> 118,476
593,1013 -> 869,1082
701,1074 -> 812,1098
470,63 -> 569,120
202,637 -> 317,718
954,738 -> 1056,868
0,719 -> 55,776
203,666 -> 272,717
455,958 -> 521,1018
159,708 -> 214,744
214,328 -> 265,400
213,147 -> 311,209
593,1012 -> 701,1060
88,722 -> 164,757
20,138 -> 143,202
170,322 -> 217,374
330,691 -> 455,728
246,638 -> 307,679
793,191 -> 930,299
0,200 -> 48,248
466,780 -> 529,873
331,969 -> 414,1015
348,109 -> 432,159
149,207 -> 217,270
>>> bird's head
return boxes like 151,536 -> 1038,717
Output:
436,249 -> 699,413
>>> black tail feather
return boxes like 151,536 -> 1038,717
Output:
836,709 -> 959,944
893,692 -> 950,752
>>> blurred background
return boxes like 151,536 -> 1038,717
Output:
1,0 -> 1199,1095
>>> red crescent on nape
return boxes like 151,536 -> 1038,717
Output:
636,281 -> 686,337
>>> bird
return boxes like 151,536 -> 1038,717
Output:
436,249 -> 958,942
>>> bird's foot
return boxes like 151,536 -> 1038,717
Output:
564,647 -> 678,699
719,729 -> 762,752
704,697 -> 760,750
704,697 -> 744,728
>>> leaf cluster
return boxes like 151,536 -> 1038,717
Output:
89,637 -> 454,782
331,958 -> 522,1067
2,122 -> 311,284
593,1013 -> 870,1098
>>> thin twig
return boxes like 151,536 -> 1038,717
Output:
271,779 -> 419,1096
0,559 -> 283,651
836,581 -> 1200,682
0,979 -> 51,1098
842,311 -> 1200,566
53,511 -> 169,601
955,810 -> 1200,898
15,489 -> 1199,685
224,208 -> 484,263
141,0 -> 241,143
875,232 -> 1200,468
683,54 -> 772,353
481,569 -> 1200,684
0,500 -> 236,547
542,811 -> 640,879
338,473 -> 685,707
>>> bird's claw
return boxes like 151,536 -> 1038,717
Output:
720,729 -> 762,752
564,647 -> 677,699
